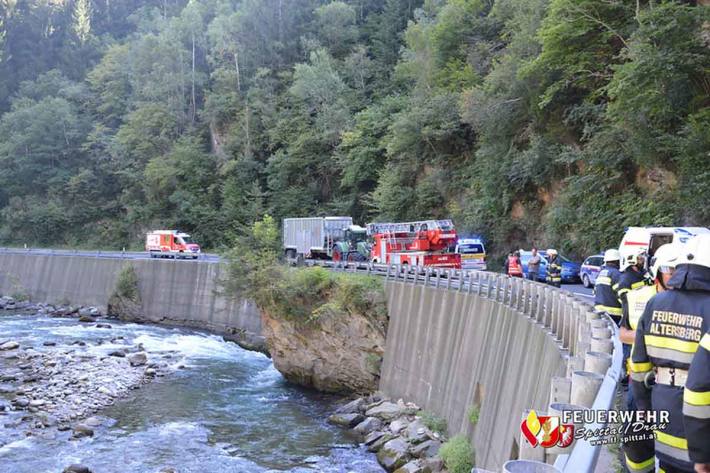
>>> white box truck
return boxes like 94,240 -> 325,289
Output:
620,226 -> 710,257
283,217 -> 355,262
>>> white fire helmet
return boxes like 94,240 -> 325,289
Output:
547,248 -> 558,256
677,234 -> 710,269
621,247 -> 646,271
603,249 -> 620,263
649,244 -> 681,280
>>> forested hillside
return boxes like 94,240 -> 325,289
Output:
0,0 -> 708,257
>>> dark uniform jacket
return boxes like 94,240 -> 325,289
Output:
546,255 -> 561,285
630,264 -> 710,472
617,268 -> 647,316
594,265 -> 622,319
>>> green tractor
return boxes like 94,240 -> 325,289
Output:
332,225 -> 370,262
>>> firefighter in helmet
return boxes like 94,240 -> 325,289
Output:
684,329 -> 710,473
622,243 -> 680,472
594,249 -> 623,324
630,234 -> 710,473
546,249 -> 561,288
617,247 -> 650,318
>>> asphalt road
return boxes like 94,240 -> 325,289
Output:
563,282 -> 594,300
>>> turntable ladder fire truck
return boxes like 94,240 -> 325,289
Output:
367,219 -> 461,269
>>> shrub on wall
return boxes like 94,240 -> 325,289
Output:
439,435 -> 474,473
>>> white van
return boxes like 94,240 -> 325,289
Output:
455,238 -> 487,271
619,226 -> 710,258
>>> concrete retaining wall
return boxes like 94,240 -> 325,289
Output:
380,281 -> 567,470
0,253 -> 261,341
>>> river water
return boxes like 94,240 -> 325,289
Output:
0,314 -> 383,473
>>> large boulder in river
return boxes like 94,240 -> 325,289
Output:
63,465 -> 93,473
377,438 -> 411,471
366,401 -> 403,421
0,341 -> 19,350
128,352 -> 147,367
72,424 -> 94,438
328,412 -> 364,428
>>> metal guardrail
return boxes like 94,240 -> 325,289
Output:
310,260 -> 619,473
0,247 -> 220,262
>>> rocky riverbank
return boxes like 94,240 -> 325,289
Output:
0,302 -> 170,456
328,395 -> 449,473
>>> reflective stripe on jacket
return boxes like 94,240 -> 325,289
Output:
594,266 -> 622,316
631,264 -> 710,471
627,285 -> 657,331
684,331 -> 710,464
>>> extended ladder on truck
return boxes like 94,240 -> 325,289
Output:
367,219 -> 460,269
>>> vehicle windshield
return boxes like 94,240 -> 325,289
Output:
459,244 -> 484,254
179,236 -> 194,244
436,220 -> 454,231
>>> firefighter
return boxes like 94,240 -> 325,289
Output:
622,244 -> 680,472
684,330 -> 710,473
620,244 -> 682,345
617,247 -> 650,319
630,234 -> 710,473
594,249 -> 623,323
618,247 -> 651,388
546,249 -> 561,287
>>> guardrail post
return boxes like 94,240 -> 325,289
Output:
446,269 -> 452,290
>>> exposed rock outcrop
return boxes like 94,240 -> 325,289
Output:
261,306 -> 386,394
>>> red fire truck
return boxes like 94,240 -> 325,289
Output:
367,219 -> 461,269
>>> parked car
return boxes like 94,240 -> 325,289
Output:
520,250 -> 582,284
579,254 -> 604,288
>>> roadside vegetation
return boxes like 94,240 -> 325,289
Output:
0,1 -> 707,260
439,434 -> 475,473
224,216 -> 386,326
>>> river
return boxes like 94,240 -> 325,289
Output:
0,313 -> 383,472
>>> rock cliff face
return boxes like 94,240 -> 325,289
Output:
261,307 -> 387,394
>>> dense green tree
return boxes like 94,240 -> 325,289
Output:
0,0 -> 707,260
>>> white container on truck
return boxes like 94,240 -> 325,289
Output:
283,217 -> 354,260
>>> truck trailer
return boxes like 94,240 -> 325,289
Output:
282,217 -> 367,262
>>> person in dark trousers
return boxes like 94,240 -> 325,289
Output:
527,248 -> 541,282
629,234 -> 710,473
594,249 -> 623,324
546,248 -> 561,287
622,244 -> 679,470
617,247 -> 650,388
684,329 -> 710,473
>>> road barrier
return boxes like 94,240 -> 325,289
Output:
313,260 -> 621,473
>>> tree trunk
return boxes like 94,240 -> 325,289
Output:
244,99 -> 251,157
234,51 -> 241,93
191,31 -> 196,124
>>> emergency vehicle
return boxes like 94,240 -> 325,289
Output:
145,230 -> 201,259
455,237 -> 487,270
367,219 -> 461,269
619,226 -> 710,258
